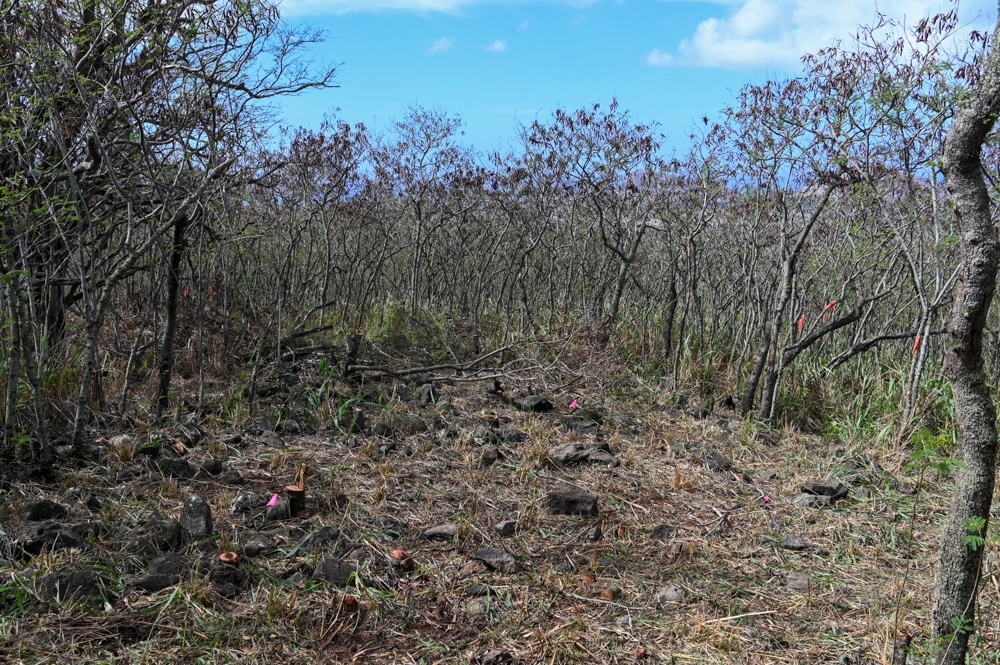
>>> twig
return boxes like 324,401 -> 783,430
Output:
566,592 -> 649,612
702,610 -> 777,624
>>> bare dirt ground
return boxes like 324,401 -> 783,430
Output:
0,352 -> 995,665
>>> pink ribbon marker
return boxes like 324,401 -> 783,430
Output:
569,399 -> 579,409
267,493 -> 279,507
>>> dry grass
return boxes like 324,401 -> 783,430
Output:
0,371 -> 997,665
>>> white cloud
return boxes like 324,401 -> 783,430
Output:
517,20 -> 530,31
648,0 -> 996,69
429,37 -> 454,53
486,39 -> 508,52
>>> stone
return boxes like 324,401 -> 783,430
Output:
243,539 -> 269,558
309,525 -> 341,550
459,560 -> 487,578
561,416 -> 599,433
466,598 -> 490,616
545,490 -> 599,516
38,570 -> 110,606
473,547 -> 517,572
793,493 -> 832,508
180,495 -> 213,543
781,534 -> 810,551
423,523 -> 459,540
494,520 -> 517,537
161,459 -> 196,480
132,553 -> 190,591
477,651 -> 513,665
786,571 -> 810,590
142,514 -> 181,551
71,522 -> 106,541
656,586 -> 684,605
466,583 -> 496,597
801,480 -> 849,501
470,425 -> 499,447
704,449 -> 732,473
496,429 -> 528,444
265,498 -> 292,522
587,526 -> 603,541
278,419 -> 301,435
650,524 -> 675,540
231,491 -> 263,514
200,459 -> 223,475
480,447 -> 502,468
220,468 -> 243,484
550,442 -> 618,466
21,499 -> 69,522
24,522 -> 85,555
514,395 -> 553,412
417,383 -> 438,404
374,517 -> 407,538
312,558 -> 358,586
259,430 -> 283,447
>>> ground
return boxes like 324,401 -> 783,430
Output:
0,355 -> 996,665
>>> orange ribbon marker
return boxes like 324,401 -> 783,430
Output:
797,313 -> 806,333
912,334 -> 922,355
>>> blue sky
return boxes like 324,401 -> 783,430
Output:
274,0 -> 994,155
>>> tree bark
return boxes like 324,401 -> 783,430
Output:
155,214 -> 189,417
932,11 -> 1000,664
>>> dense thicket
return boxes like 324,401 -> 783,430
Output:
0,5 -> 993,470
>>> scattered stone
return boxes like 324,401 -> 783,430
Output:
371,421 -> 394,438
793,493 -> 832,509
265,498 -> 292,522
656,586 -> 684,605
758,468 -> 779,481
496,429 -> 528,444
38,570 -> 110,606
801,480 -> 849,501
136,443 -> 161,458
561,416 -> 599,433
856,486 -> 874,500
470,425 -> 499,447
309,525 -> 341,550
180,495 -> 213,543
231,491 -> 263,514
259,430 -> 283,447
423,523 -> 459,541
704,449 -> 732,473
200,459 -> 223,475
243,539 -> 269,558
459,560 -> 487,578
514,395 -> 553,412
132,553 -> 190,591
84,494 -> 103,510
587,525 -> 603,541
224,433 -> 243,446
781,534 -> 810,551
786,571 -> 810,590
550,442 -> 618,466
481,447 -> 502,468
312,558 -> 358,586
220,468 -> 243,484
650,524 -> 676,540
473,547 -> 518,573
477,650 -> 513,665
494,520 -> 517,537
22,499 -> 69,522
142,514 -> 181,551
161,459 -> 196,480
545,490 -> 599,516
71,522 -> 106,541
466,597 -> 490,616
24,522 -> 85,555
278,419 -> 301,435
466,583 -> 496,597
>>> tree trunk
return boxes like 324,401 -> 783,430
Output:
932,12 -> 1000,664
154,215 -> 189,418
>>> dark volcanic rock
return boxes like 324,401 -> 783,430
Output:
22,499 -> 69,522
514,395 -> 553,413
550,442 -> 617,466
793,493 -> 832,508
704,449 -> 733,473
802,480 -> 849,501
132,553 -> 191,591
265,498 -> 292,522
781,534 -> 810,551
38,570 -> 111,606
309,525 -> 341,550
423,523 -> 459,540
180,495 -> 213,543
243,539 -> 269,558
312,558 -> 358,586
24,521 -> 86,555
650,524 -> 676,540
472,547 -> 518,572
231,491 -> 264,514
544,490 -> 599,516
374,516 -> 407,539
480,447 -> 502,468
142,514 -> 181,551
493,520 -> 517,537
200,459 -> 223,475
161,459 -> 196,480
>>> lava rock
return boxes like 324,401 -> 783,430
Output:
423,523 -> 459,540
38,570 -> 110,606
231,491 -> 264,514
786,571 -> 810,590
480,447 -> 502,468
704,449 -> 733,473
161,459 -> 196,480
243,539 -> 269,558
180,495 -> 213,543
312,558 -> 358,586
21,499 -> 69,522
132,553 -> 190,591
200,459 -> 223,475
545,490 -> 599,516
141,514 -> 181,551
309,525 -> 341,550
514,395 -> 553,413
259,430 -> 283,447
801,480 -> 849,501
494,520 -> 517,537
374,517 -> 407,539
650,524 -> 676,540
219,468 -> 243,484
265,498 -> 292,522
793,493 -> 832,508
781,534 -> 810,551
24,522 -> 85,555
656,586 -> 684,605
472,547 -> 518,572
550,442 -> 618,466
470,425 -> 499,447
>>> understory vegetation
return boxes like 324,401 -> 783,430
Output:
2,0 -> 1000,663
